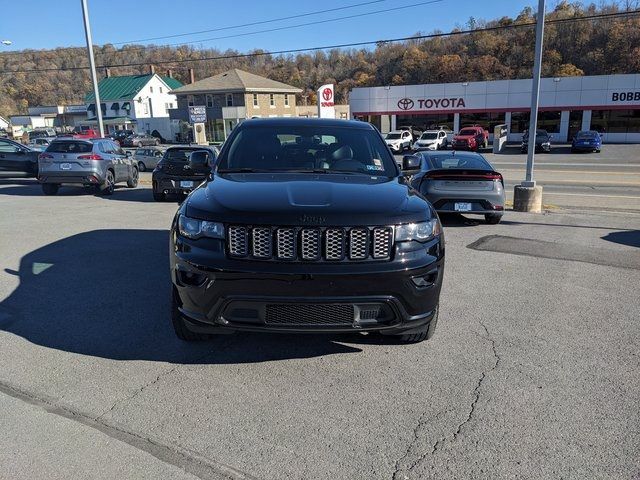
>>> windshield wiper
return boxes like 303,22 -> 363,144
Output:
217,168 -> 270,173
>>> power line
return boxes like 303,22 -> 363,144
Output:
0,0 -> 390,56
112,0 -> 390,44
108,0 -> 443,54
1,10 -> 638,75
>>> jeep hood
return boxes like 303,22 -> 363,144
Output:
185,173 -> 432,226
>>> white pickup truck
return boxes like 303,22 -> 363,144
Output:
385,130 -> 413,153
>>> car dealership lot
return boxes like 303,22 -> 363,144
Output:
0,173 -> 639,479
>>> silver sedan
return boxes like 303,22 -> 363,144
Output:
132,146 -> 164,172
403,150 -> 505,224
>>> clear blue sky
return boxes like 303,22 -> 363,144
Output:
0,0 -> 535,53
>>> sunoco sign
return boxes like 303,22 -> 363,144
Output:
397,97 -> 466,111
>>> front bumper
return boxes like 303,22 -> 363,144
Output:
572,143 -> 599,151
170,233 -> 444,335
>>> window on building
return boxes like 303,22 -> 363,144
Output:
187,95 -> 195,107
226,94 -> 233,107
159,87 -> 163,93
150,86 -> 153,93
270,94 -> 275,107
253,94 -> 259,107
460,112 -> 506,133
396,114 -> 454,132
510,111 -> 561,134
284,94 -> 290,107
206,95 -> 213,108
591,109 -> 640,134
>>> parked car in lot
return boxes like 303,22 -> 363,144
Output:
385,130 -> 413,153
412,129 -> 449,151
133,146 -> 164,172
521,129 -> 552,153
38,138 -> 138,196
404,150 -> 505,224
27,137 -> 55,151
0,138 -> 40,177
169,118 -> 444,343
66,126 -> 100,140
152,145 -> 217,201
121,133 -> 160,148
29,128 -> 56,140
109,129 -> 135,145
452,126 -> 489,151
571,130 -> 602,153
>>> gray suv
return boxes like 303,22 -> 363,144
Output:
38,138 -> 138,196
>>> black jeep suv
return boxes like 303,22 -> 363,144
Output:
170,118 -> 445,343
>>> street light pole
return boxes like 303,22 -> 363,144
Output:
513,0 -> 545,212
524,0 -> 546,187
80,0 -> 104,137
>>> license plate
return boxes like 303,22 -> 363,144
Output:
179,180 -> 194,188
60,163 -> 71,170
454,202 -> 472,212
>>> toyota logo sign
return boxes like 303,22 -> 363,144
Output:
322,88 -> 333,101
397,98 -> 414,110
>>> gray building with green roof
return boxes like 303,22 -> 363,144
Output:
83,72 -> 183,140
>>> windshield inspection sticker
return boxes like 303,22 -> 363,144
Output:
367,159 -> 384,171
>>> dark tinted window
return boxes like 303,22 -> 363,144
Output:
218,125 -> 396,175
458,129 -> 478,136
426,153 -> 492,170
165,147 -> 207,162
46,141 -> 93,153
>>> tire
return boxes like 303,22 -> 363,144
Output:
596,149 -> 601,153
485,214 -> 503,225
126,167 -> 138,188
136,142 -> 142,148
101,170 -> 115,196
396,307 -> 439,343
152,187 -> 166,202
138,162 -> 146,172
42,183 -> 59,196
155,139 -> 160,146
171,289 -> 209,341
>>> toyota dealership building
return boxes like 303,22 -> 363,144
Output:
349,73 -> 640,143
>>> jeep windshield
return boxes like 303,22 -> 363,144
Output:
217,125 -> 397,176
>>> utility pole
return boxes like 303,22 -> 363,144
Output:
81,0 -> 104,137
514,0 -> 545,212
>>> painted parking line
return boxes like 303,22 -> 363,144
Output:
492,162 -> 640,168
541,192 -> 640,199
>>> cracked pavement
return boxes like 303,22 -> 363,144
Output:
0,177 -> 639,479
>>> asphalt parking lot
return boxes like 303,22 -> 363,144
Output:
0,163 -> 639,478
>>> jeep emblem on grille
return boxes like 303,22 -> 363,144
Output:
299,214 -> 326,224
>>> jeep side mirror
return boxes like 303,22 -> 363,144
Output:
189,150 -> 210,166
402,154 -> 421,173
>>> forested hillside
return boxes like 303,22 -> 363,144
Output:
1,1 -> 639,117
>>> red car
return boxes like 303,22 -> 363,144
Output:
452,126 -> 489,151
58,127 -> 100,140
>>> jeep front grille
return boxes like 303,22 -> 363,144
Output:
227,226 -> 393,262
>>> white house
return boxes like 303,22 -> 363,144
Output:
84,69 -> 183,140
0,115 -> 10,131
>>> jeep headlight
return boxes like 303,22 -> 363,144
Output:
178,215 -> 224,239
395,219 -> 442,242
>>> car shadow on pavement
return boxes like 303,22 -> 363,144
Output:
438,213 -> 484,227
601,230 -> 640,248
0,229 -> 362,364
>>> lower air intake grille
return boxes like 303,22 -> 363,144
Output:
265,304 -> 355,326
